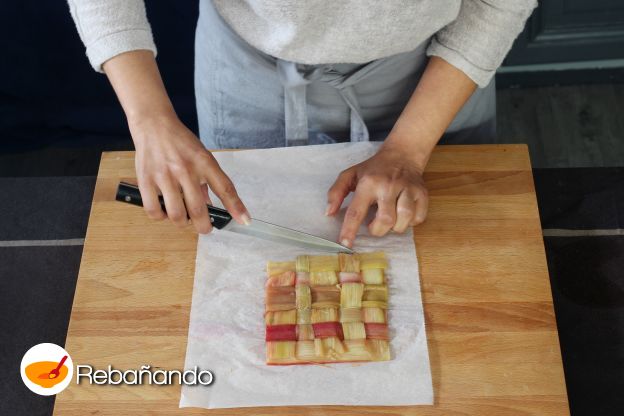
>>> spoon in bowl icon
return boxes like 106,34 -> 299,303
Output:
38,355 -> 68,379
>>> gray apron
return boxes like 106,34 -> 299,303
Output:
195,0 -> 496,150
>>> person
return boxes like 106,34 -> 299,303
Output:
67,0 -> 536,248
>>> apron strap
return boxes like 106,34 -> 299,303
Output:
276,60 -> 313,146
338,86 -> 368,142
277,59 -> 376,146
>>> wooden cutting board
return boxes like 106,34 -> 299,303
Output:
54,144 -> 569,415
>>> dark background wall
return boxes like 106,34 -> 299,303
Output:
0,1 -> 199,150
505,0 -> 624,66
499,0 -> 624,87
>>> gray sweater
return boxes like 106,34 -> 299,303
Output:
67,0 -> 536,87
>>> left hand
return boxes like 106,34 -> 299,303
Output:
326,145 -> 429,248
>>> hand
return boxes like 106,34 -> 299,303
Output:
326,146 -> 429,247
130,114 -> 250,234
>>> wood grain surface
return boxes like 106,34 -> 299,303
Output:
54,145 -> 569,415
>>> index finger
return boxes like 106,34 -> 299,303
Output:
201,158 -> 251,225
338,189 -> 375,248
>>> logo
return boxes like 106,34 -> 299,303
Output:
20,343 -> 73,396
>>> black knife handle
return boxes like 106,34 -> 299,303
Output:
116,182 -> 233,229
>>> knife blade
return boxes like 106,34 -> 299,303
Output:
116,182 -> 353,254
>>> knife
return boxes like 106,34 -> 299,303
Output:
116,182 -> 353,254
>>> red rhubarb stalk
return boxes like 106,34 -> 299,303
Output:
265,324 -> 297,341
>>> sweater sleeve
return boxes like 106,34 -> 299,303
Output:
67,0 -> 157,73
426,0 -> 537,87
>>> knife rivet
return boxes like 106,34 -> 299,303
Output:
210,217 -> 214,223
124,195 -> 132,202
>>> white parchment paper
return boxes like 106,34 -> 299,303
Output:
180,142 -> 433,408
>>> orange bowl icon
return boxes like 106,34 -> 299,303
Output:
25,360 -> 69,388
21,343 -> 73,396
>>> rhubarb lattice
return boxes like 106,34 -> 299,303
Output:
265,252 -> 391,365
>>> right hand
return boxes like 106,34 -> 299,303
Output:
129,114 -> 250,234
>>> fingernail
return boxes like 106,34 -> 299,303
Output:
324,203 -> 332,216
341,238 -> 351,248
241,212 -> 252,226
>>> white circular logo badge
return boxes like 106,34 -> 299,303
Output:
20,343 -> 73,396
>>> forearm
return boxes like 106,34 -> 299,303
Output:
101,50 -> 249,231
383,56 -> 477,172
102,50 -> 176,129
